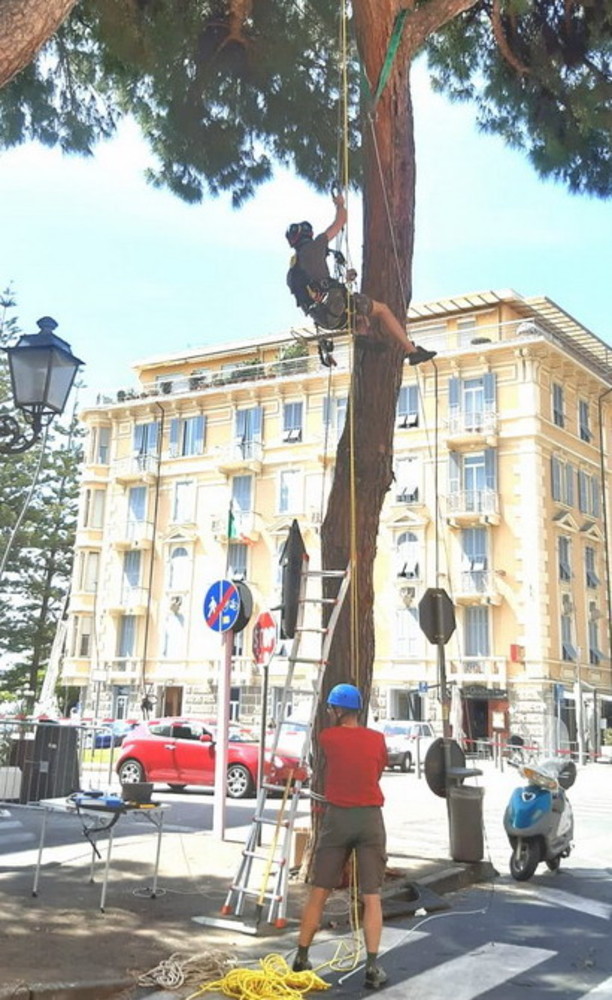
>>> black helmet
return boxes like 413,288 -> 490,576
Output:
285,221 -> 313,247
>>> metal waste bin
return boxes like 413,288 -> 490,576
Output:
448,785 -> 484,862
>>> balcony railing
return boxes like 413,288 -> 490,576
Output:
216,440 -> 264,472
113,453 -> 158,482
107,586 -> 149,614
110,519 -> 155,549
446,489 -> 500,523
454,569 -> 502,605
104,658 -> 140,679
447,408 -> 498,439
211,509 -> 259,541
448,657 -> 507,686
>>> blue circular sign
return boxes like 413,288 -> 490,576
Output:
203,579 -> 240,633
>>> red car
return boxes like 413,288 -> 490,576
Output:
116,717 -> 308,799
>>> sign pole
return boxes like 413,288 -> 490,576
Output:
213,630 -> 232,840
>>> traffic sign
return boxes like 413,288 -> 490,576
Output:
418,588 -> 456,645
252,611 -> 276,667
203,579 -> 240,633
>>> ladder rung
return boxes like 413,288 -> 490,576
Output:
253,813 -> 292,824
230,886 -> 280,900
300,597 -> 337,605
289,657 -> 328,666
243,849 -> 282,863
305,570 -> 347,578
294,626 -> 328,634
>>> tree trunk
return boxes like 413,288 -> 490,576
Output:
313,0 -> 417,798
0,0 -> 78,89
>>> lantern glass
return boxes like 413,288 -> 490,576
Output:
7,324 -> 82,421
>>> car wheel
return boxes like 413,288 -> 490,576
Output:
118,759 -> 145,783
168,784 -> 187,791
400,753 -> 412,773
226,763 -> 254,799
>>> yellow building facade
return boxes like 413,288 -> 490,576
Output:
64,289 -> 612,754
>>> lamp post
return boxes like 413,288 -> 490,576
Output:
0,317 -> 84,454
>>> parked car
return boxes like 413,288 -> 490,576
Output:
82,720 -> 138,750
382,721 -> 436,772
116,717 -> 309,799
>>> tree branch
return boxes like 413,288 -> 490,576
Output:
0,0 -> 79,89
405,0 -> 482,51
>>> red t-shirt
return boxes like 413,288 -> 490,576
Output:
320,725 -> 387,807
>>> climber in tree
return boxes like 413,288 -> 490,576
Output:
286,191 -> 436,366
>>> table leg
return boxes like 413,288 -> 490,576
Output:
32,808 -> 48,897
150,808 -> 164,899
100,824 -> 114,912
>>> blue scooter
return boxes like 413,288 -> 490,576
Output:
503,757 -> 576,881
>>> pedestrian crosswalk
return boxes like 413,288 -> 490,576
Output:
0,807 -> 36,851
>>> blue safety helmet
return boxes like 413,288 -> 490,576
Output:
327,683 -> 362,711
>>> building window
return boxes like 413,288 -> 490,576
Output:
585,546 -> 600,588
134,421 -> 159,456
91,426 -> 111,464
169,414 -> 206,457
117,615 -> 136,658
588,618 -> 603,665
122,550 -> 141,598
461,528 -> 488,590
279,469 -> 302,514
283,402 -> 303,442
228,542 -> 248,580
83,489 -> 106,528
128,486 -> 147,522
558,536 -> 572,581
79,551 -> 100,592
169,546 -> 190,591
172,480 -> 195,523
448,374 -> 496,433
232,474 -> 253,513
235,406 -> 263,458
551,457 -> 576,506
552,383 -> 565,428
397,385 -> 419,428
395,607 -> 421,658
561,613 -> 576,661
394,455 -> 420,503
579,400 -> 592,442
464,606 -> 490,657
72,615 -> 92,657
322,396 -> 347,437
448,449 -> 497,512
396,531 -> 419,579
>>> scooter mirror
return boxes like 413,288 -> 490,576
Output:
558,760 -> 577,790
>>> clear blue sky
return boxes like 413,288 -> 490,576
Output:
0,63 -> 610,404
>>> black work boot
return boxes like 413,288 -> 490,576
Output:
292,957 -> 313,972
364,964 -> 388,989
407,345 -> 437,366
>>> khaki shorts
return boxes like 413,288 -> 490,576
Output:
311,804 -> 387,894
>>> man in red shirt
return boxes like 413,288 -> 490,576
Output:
292,683 -> 389,989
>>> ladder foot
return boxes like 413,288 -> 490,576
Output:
220,904 -> 233,915
275,918 -> 287,928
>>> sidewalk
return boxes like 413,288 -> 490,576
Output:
0,761 -> 520,1000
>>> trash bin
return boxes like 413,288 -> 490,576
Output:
448,785 -> 484,862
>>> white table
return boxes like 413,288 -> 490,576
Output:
32,797 -> 169,912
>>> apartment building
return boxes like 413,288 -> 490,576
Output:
63,289 -> 612,753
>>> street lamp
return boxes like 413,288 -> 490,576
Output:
0,317 -> 84,454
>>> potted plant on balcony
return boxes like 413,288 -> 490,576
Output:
277,341 -> 309,375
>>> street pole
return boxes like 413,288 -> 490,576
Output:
213,631 -> 232,840
437,642 -> 451,739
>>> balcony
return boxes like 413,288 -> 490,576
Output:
68,591 -> 97,614
106,586 -> 149,615
446,408 -> 498,447
216,440 -> 263,474
446,489 -> 501,526
454,569 -> 502,606
448,657 -> 507,686
211,509 -> 260,543
104,658 -> 140,681
110,519 -> 155,550
113,453 -> 158,485
60,658 -> 92,684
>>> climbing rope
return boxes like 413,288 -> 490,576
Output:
138,948 -> 238,990
187,953 -> 331,1000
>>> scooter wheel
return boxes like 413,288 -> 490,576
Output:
509,840 -> 541,881
545,856 -> 561,872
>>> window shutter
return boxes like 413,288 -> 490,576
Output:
449,377 -> 460,410
483,373 -> 496,408
448,451 -> 461,494
169,418 -> 180,457
484,449 -> 497,490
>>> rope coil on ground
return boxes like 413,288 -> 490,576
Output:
137,949 -> 238,990
186,953 -> 331,1000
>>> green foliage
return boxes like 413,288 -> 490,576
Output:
427,1 -> 612,196
0,0 -> 362,205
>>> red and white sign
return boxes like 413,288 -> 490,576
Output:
252,611 -> 277,667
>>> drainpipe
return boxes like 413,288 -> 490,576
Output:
140,403 -> 164,704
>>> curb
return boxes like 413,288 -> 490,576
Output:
0,979 -> 133,1000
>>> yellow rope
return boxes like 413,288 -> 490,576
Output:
187,954 -> 331,1000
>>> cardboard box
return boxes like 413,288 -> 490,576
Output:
293,826 -> 311,868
